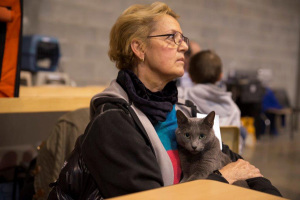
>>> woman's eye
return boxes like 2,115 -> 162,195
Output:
167,34 -> 175,39
199,134 -> 206,139
184,133 -> 190,138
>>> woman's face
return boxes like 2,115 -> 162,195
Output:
141,14 -> 188,87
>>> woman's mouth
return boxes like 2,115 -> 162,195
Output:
177,58 -> 185,63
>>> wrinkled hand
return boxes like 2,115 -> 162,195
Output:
219,159 -> 263,184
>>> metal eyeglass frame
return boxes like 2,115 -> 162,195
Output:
147,32 -> 189,45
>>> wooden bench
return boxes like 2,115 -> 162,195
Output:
0,86 -> 105,165
0,86 -> 106,113
19,86 -> 105,98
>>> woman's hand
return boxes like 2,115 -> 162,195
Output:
219,159 -> 263,184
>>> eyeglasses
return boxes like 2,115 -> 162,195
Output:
147,32 -> 189,46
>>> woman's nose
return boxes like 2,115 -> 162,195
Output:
179,40 -> 189,52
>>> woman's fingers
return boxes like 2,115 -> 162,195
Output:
219,159 -> 263,184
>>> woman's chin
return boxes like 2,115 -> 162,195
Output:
179,70 -> 185,77
176,68 -> 185,78
170,72 -> 184,80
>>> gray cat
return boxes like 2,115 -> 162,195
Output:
175,110 -> 248,187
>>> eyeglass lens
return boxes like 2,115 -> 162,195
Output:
175,32 -> 188,45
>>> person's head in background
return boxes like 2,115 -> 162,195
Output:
108,2 -> 188,91
184,40 -> 201,71
189,50 -> 222,84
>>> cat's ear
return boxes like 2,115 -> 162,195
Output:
176,110 -> 188,126
203,111 -> 215,128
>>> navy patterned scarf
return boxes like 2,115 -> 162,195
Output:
117,69 -> 178,125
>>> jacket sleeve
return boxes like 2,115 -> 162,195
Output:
206,173 -> 229,183
81,105 -> 163,198
246,177 -> 282,197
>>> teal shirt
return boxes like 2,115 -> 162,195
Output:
154,105 -> 181,184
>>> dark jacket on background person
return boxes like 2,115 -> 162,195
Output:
48,73 -> 281,199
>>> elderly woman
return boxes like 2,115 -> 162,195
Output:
48,2 -> 281,199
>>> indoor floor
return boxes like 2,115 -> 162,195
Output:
242,124 -> 300,200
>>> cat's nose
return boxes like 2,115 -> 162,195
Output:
192,146 -> 197,150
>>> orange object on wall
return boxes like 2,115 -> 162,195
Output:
0,0 -> 22,97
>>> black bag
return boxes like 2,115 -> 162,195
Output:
48,136 -> 102,200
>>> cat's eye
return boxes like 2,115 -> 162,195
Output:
184,133 -> 190,138
199,134 -> 206,139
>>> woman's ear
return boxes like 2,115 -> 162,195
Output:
131,39 -> 145,61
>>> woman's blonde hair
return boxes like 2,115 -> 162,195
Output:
108,2 -> 179,70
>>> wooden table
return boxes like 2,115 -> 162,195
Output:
108,180 -> 287,200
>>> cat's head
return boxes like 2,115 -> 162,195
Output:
175,110 -> 215,154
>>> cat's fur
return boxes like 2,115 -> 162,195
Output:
175,110 -> 248,188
